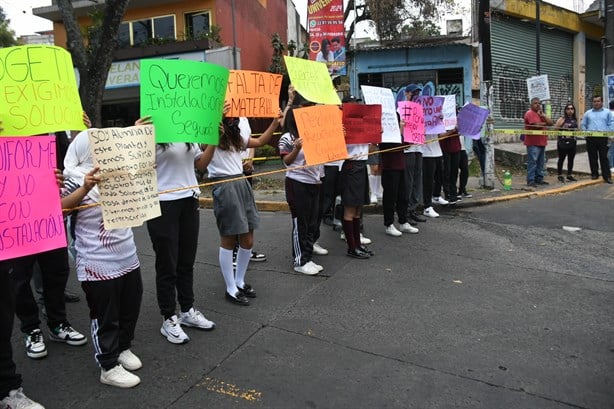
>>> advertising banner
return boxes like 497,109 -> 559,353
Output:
307,0 -> 346,75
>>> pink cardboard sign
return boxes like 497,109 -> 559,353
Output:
0,136 -> 66,260
397,101 -> 425,144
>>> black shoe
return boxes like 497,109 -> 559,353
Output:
64,290 -> 80,303
358,246 -> 374,256
566,175 -> 577,182
250,251 -> 267,262
557,175 -> 565,183
606,178 -> 613,184
346,248 -> 370,259
408,219 -> 418,226
225,291 -> 250,306
536,180 -> 549,185
527,182 -> 537,187
238,284 -> 257,298
591,175 -> 599,180
410,212 -> 427,223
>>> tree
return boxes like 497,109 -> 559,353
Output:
0,6 -> 18,47
346,0 -> 459,43
55,0 -> 130,127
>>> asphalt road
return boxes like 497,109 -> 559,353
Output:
12,183 -> 614,409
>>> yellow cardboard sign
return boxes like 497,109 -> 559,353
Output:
0,45 -> 85,136
284,56 -> 341,105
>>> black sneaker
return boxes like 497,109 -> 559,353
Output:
347,248 -> 370,259
536,180 -> 549,185
250,251 -> 267,262
566,175 -> 577,182
557,175 -> 565,183
409,212 -> 427,223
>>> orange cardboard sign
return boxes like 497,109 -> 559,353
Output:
293,105 -> 348,165
225,70 -> 283,118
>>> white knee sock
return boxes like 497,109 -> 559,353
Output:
219,247 -> 238,295
373,174 -> 382,198
235,247 -> 251,289
369,175 -> 378,200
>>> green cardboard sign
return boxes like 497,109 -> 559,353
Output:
140,59 -> 229,144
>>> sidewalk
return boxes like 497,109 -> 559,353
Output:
199,147 -> 605,212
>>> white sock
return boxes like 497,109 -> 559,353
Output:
219,247 -> 238,295
235,247 -> 251,289
373,174 -> 382,198
369,175 -> 378,199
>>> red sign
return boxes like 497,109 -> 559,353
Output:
342,103 -> 382,144
307,0 -> 346,75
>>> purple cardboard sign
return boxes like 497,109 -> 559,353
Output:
457,103 -> 489,140
415,96 -> 445,134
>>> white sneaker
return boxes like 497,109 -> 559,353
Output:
49,322 -> 87,346
0,387 -> 45,409
424,206 -> 439,218
399,222 -> 419,234
24,329 -> 47,359
179,308 -> 215,331
100,364 -> 141,388
432,196 -> 449,205
306,261 -> 324,272
160,315 -> 189,344
370,194 -> 378,204
341,232 -> 371,245
118,349 -> 142,371
611,167 -> 614,173
294,263 -> 320,275
385,224 -> 402,237
312,242 -> 329,255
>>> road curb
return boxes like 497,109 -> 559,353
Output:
199,179 -> 604,212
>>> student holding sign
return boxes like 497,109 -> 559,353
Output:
62,129 -> 145,389
146,121 -> 216,345
278,107 -> 324,275
200,112 -> 281,306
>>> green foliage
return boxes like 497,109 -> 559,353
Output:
0,6 -> 17,47
255,144 -> 277,159
360,0 -> 459,40
269,33 -> 286,74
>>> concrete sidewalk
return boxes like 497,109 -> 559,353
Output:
199,145 -> 606,212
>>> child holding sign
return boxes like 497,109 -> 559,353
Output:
200,111 -> 281,305
62,129 -> 144,389
278,107 -> 324,275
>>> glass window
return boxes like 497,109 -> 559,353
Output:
153,16 -> 175,40
118,23 -> 130,48
185,11 -> 211,39
132,19 -> 152,45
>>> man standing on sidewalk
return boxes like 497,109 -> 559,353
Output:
524,97 -> 554,187
581,96 -> 613,184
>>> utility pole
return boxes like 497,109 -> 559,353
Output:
536,0 -> 541,75
478,0 -> 495,188
606,0 -> 614,75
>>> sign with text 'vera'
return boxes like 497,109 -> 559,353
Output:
0,136 -> 67,260
140,59 -> 229,144
225,70 -> 283,118
88,125 -> 160,229
0,45 -> 85,136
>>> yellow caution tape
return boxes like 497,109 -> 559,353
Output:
495,129 -> 614,137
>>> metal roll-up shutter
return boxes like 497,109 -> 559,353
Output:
490,14 -> 573,127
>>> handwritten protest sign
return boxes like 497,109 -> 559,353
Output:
342,103 -> 382,144
0,136 -> 67,260
88,125 -> 160,229
225,70 -> 282,118
415,96 -> 445,134
360,85 -> 401,143
397,101 -> 425,144
0,46 -> 85,136
293,105 -> 348,165
284,56 -> 341,105
527,75 -> 550,101
442,95 -> 458,130
140,59 -> 229,144
457,103 -> 490,140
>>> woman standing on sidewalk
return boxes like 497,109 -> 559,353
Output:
554,103 -> 578,182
